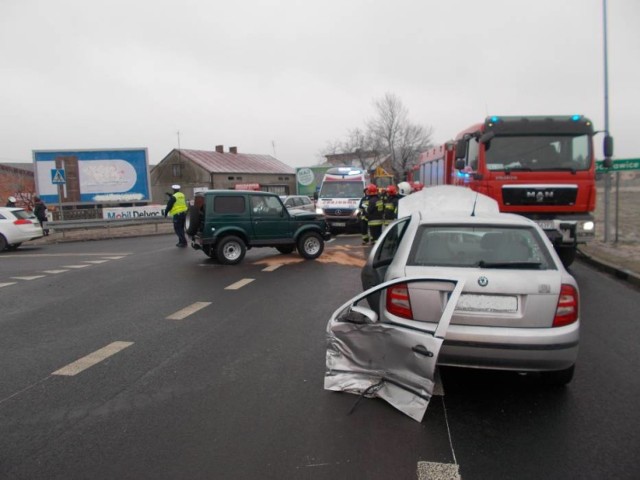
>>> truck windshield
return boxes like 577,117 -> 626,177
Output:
319,181 -> 364,198
485,135 -> 591,172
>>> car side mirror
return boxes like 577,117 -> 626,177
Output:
455,139 -> 467,160
337,306 -> 378,324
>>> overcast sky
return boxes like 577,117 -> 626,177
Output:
1,0 -> 638,167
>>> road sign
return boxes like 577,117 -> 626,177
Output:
51,169 -> 66,184
596,158 -> 640,173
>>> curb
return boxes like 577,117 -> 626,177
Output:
577,248 -> 640,289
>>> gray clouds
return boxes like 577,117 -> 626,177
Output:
1,0 -> 638,166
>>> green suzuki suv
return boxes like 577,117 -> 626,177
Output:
186,190 -> 331,265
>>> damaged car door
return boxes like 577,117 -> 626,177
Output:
325,276 -> 464,422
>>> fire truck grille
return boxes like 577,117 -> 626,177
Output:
502,186 -> 578,206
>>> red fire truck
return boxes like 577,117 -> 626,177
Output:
410,115 -> 612,267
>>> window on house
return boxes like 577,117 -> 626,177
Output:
172,164 -> 182,177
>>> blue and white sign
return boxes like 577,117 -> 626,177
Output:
33,149 -> 150,204
51,169 -> 66,184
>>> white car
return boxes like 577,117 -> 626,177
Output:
0,207 -> 44,251
361,186 -> 579,383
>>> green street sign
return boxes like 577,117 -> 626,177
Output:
596,158 -> 640,173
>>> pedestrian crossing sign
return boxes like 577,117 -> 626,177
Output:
51,169 -> 66,184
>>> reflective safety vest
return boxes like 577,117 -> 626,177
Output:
169,192 -> 188,216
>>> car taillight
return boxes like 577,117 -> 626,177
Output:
13,219 -> 32,225
386,283 -> 413,319
553,284 -> 579,327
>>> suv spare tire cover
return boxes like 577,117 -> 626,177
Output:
185,205 -> 202,236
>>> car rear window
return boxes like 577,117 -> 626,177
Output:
9,209 -> 32,220
408,224 -> 555,269
214,196 -> 245,214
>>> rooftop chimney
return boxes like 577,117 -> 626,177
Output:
215,145 -> 224,153
229,146 -> 237,154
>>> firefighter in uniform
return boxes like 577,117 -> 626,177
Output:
366,184 -> 385,243
165,184 -> 188,247
358,186 -> 373,244
383,185 -> 399,227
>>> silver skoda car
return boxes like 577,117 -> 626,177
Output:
360,186 -> 580,385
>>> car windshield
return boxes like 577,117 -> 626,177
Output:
319,181 -> 363,198
485,135 -> 591,172
407,224 -> 555,269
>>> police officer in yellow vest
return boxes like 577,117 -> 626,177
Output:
165,184 -> 188,247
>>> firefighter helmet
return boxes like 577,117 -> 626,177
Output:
366,184 -> 378,195
398,181 -> 412,196
386,185 -> 398,196
412,181 -> 424,192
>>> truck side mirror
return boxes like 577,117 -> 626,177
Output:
455,139 -> 467,160
455,159 -> 466,170
603,135 -> 614,168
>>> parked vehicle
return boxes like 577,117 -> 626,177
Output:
315,167 -> 368,232
360,186 -> 580,385
280,195 -> 315,212
0,207 -> 44,251
410,115 -> 614,267
186,190 -> 331,264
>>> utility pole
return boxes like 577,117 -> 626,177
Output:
603,0 -> 611,243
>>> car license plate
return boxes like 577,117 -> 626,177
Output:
332,222 -> 346,227
536,220 -> 555,230
456,294 -> 518,313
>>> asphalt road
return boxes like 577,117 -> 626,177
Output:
1,235 -> 639,479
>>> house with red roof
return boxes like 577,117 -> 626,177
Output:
150,145 -> 296,203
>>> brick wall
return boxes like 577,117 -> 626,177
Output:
0,165 -> 36,208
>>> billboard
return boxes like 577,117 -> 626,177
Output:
296,167 -> 330,196
33,148 -> 150,204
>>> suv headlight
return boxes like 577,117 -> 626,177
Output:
316,207 -> 324,214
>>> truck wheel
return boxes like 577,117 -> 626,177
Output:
216,236 -> 246,265
276,246 -> 295,254
557,246 -> 576,268
185,205 -> 202,236
297,232 -> 324,260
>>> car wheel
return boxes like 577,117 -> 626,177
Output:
0,234 -> 7,251
276,246 -> 295,254
216,236 -> 246,265
185,205 -> 202,236
297,231 -> 324,260
542,365 -> 575,386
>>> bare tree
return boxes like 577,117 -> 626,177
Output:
368,92 -> 432,180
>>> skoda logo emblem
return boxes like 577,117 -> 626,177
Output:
478,276 -> 489,287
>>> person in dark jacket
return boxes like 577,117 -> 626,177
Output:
5,196 -> 17,207
164,184 -> 188,247
366,186 -> 385,244
33,196 -> 49,235
359,185 -> 376,244
383,185 -> 399,227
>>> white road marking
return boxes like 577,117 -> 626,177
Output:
62,264 -> 91,269
225,278 -> 255,290
52,341 -> 134,376
262,264 -> 283,272
166,302 -> 212,320
84,260 -> 109,264
416,462 -> 460,480
42,270 -> 69,274
0,253 -> 131,258
10,276 -> 46,281
102,256 -> 126,260
0,282 -> 17,288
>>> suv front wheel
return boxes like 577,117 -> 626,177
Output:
297,231 -> 324,260
216,236 -> 246,265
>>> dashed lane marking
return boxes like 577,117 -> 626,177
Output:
416,462 -> 460,480
62,264 -> 91,269
10,276 -> 46,281
0,282 -> 17,288
83,260 -> 109,264
225,278 -> 255,290
101,256 -> 126,260
51,341 -> 134,376
166,302 -> 212,320
42,270 -> 69,274
262,264 -> 283,272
